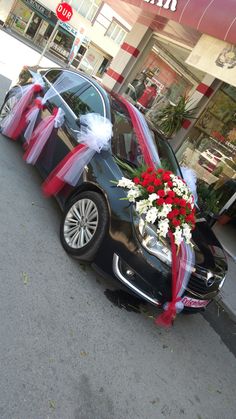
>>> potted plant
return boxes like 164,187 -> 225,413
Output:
155,96 -> 197,138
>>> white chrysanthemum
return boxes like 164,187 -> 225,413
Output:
148,193 -> 158,203
127,187 -> 141,202
158,203 -> 172,218
146,207 -> 158,224
182,223 -> 192,244
117,177 -> 135,189
136,199 -> 150,214
157,219 -> 169,238
173,227 -> 183,246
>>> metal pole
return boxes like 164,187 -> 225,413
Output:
36,19 -> 60,66
36,0 -> 73,66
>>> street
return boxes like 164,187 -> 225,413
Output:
0,30 -> 236,419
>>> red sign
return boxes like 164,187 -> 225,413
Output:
56,2 -> 73,22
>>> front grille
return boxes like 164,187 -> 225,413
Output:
187,267 -> 224,299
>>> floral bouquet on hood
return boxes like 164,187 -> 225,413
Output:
117,166 -> 196,247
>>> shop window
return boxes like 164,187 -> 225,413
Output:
62,85 -> 104,117
177,82 -> 236,217
106,21 -> 127,45
72,0 -> 101,21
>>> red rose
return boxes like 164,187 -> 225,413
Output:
168,181 -> 173,188
168,190 -> 175,198
172,209 -> 180,216
167,211 -> 175,219
157,168 -> 164,174
165,197 -> 173,205
174,197 -> 180,205
147,167 -> 153,173
133,177 -> 140,184
158,189 -> 165,197
186,214 -> 195,223
157,198 -> 164,206
154,178 -> 162,186
179,198 -> 187,207
172,218 -> 181,227
147,185 -> 155,193
162,174 -> 171,182
187,203 -> 192,210
180,208 -> 186,215
141,172 -> 146,178
142,180 -> 149,187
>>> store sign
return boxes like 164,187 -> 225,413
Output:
60,22 -> 77,37
143,0 -> 178,12
68,26 -> 86,65
24,0 -> 52,18
186,34 -> 236,88
56,2 -> 73,22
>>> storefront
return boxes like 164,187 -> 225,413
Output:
177,82 -> 236,224
78,43 -> 112,77
123,36 -> 204,117
5,0 -> 79,63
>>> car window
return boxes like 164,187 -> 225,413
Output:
111,98 -> 180,174
44,69 -> 63,83
63,85 -> 104,117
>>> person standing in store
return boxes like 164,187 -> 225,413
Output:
137,83 -> 158,111
127,72 -> 147,101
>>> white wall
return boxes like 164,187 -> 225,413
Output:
0,0 -> 15,22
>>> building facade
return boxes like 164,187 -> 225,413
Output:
0,0 -> 131,76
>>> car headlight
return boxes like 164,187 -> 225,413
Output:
136,217 -> 172,266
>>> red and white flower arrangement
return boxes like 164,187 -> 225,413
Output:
117,167 -> 196,246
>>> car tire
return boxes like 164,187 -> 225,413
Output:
0,88 -> 20,127
60,191 -> 109,261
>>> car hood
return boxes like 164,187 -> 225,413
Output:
192,217 -> 227,275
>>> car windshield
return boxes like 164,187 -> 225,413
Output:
110,97 -> 180,175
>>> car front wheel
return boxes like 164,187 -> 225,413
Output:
60,191 -> 109,261
0,89 -> 19,126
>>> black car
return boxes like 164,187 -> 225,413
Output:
0,67 -> 228,313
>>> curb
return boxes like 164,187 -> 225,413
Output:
216,294 -> 236,323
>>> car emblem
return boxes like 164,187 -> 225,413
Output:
205,272 -> 215,287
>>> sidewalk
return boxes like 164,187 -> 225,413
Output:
217,255 -> 236,322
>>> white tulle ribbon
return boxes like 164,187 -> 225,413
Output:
1,72 -> 45,139
57,113 -> 112,186
24,107 -> 65,165
42,113 -> 113,196
181,166 -> 198,206
24,72 -> 81,143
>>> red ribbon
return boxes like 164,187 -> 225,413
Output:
23,107 -> 59,164
116,95 -> 155,169
2,83 -> 43,141
42,144 -> 85,197
155,231 -> 181,327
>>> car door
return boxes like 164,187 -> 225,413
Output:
36,69 -> 106,177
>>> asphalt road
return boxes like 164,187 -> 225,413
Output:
0,71 -> 236,418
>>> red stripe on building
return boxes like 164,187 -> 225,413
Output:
182,119 -> 192,129
106,69 -> 124,84
121,42 -> 140,57
197,83 -> 214,97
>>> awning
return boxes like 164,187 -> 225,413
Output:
122,0 -> 236,45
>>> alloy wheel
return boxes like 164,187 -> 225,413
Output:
64,198 -> 99,249
0,96 -> 17,123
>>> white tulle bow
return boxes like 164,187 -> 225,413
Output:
57,113 -> 113,187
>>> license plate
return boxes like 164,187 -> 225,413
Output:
182,296 -> 209,308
